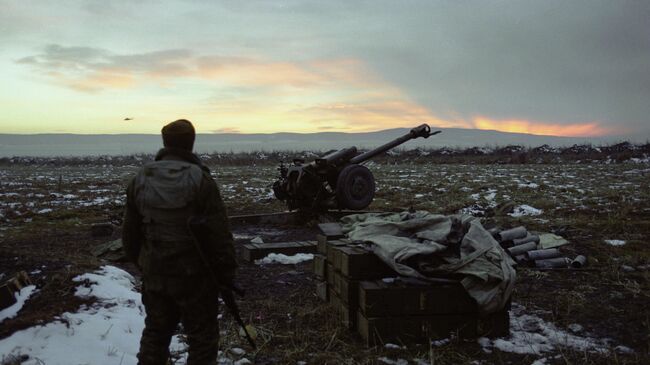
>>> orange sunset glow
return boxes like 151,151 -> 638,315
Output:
473,117 -> 614,137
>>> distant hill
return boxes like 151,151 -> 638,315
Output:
0,127 -> 644,157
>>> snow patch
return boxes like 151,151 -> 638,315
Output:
431,338 -> 450,347
615,345 -> 634,354
509,205 -> 543,217
229,347 -> 246,356
518,183 -> 539,189
459,204 -> 485,216
0,266 -> 196,365
629,156 -> 650,164
478,303 -> 619,355
255,253 -> 314,265
604,239 -> 626,246
0,285 -> 37,323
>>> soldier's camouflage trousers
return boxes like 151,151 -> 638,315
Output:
137,278 -> 219,365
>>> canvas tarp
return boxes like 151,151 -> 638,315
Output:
341,211 -> 516,314
538,233 -> 569,249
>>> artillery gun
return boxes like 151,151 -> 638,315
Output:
272,124 -> 440,211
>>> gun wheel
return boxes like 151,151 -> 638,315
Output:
336,164 -> 375,210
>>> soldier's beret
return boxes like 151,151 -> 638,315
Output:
162,119 -> 195,136
162,119 -> 195,151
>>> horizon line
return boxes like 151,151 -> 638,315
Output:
0,126 -> 633,139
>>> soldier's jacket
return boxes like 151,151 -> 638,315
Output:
122,148 -> 236,291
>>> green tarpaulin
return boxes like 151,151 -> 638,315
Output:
341,211 -> 516,314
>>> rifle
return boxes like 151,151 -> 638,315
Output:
187,215 -> 257,349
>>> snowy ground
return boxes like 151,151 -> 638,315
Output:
0,266 -> 634,365
0,161 -> 648,363
375,302 -> 634,365
478,303 -> 632,357
1,163 -> 649,229
0,266 -> 252,365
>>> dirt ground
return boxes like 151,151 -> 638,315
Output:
1,162 -> 649,364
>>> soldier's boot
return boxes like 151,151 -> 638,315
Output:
138,290 -> 180,365
181,289 -> 220,365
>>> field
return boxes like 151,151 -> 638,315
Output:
1,159 -> 649,364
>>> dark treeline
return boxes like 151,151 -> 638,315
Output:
1,141 -> 649,167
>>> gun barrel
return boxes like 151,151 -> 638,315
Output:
349,123 -> 435,164
316,146 -> 358,166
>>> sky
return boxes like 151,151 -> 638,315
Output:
1,0 -> 649,137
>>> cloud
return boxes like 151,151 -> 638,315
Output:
17,44 -> 108,65
18,45 -> 368,93
335,0 -> 650,134
317,125 -> 337,130
17,45 -> 194,92
197,57 -> 332,88
299,100 -> 466,132
211,127 -> 241,133
3,1 -> 650,137
17,13 -> 650,136
15,44 -> 470,133
66,69 -> 136,92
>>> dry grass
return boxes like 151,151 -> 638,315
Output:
1,161 -> 649,364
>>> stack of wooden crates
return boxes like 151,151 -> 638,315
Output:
313,223 -> 510,346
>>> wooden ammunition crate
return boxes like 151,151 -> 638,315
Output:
316,234 -> 328,254
327,264 -> 372,331
325,241 -> 348,268
313,254 -> 327,279
331,270 -> 359,305
329,288 -> 356,330
316,235 -> 510,346
358,278 -> 476,317
316,280 -> 328,301
326,263 -> 335,285
240,241 -> 316,262
330,246 -> 396,279
357,309 -> 509,346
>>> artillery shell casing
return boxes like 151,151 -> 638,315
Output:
507,241 -> 537,256
514,255 -> 528,264
526,248 -> 562,261
512,235 -> 540,246
535,257 -> 570,269
571,255 -> 587,268
498,226 -> 528,242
